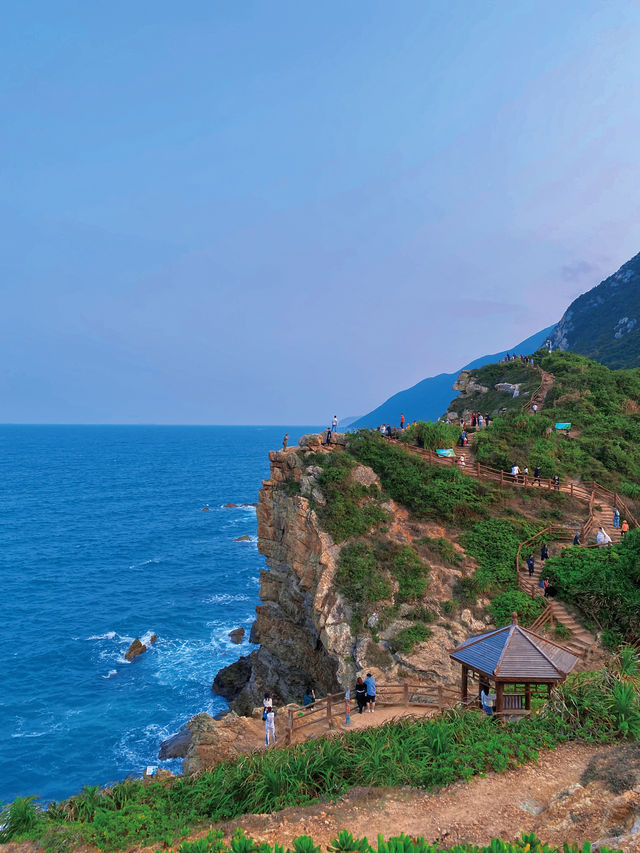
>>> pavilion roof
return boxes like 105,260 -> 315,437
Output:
449,616 -> 579,681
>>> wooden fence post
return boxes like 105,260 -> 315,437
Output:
403,683 -> 409,706
500,470 -> 504,487
326,695 -> 332,724
437,685 -> 444,711
286,709 -> 294,744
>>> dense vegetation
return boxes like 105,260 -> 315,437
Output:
347,431 -> 492,525
4,659 -> 638,850
306,451 -> 389,543
335,541 -> 429,631
544,528 -> 640,644
471,351 -> 640,494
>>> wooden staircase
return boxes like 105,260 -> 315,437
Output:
522,368 -> 555,414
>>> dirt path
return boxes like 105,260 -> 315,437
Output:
211,742 -> 616,849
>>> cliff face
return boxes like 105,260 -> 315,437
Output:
214,434 -> 486,714
213,435 -> 355,713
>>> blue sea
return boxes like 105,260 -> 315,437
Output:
0,425 -> 316,806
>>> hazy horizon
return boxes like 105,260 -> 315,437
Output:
4,1 -> 640,424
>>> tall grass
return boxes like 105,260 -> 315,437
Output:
5,667 -> 636,850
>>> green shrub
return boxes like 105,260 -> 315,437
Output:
544,528 -> 640,641
335,543 -> 392,621
390,622 -> 431,653
335,542 -> 429,627
487,590 -> 546,627
417,536 -> 462,566
310,452 -> 389,543
400,421 -> 460,450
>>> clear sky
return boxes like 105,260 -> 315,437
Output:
3,0 -> 640,424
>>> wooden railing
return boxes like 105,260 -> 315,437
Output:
284,681 -> 460,742
392,440 -> 637,542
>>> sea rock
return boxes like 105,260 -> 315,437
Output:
125,638 -> 147,661
224,503 -> 238,508
150,634 -> 157,644
158,725 -> 192,760
233,534 -> 251,542
228,627 -> 245,644
212,655 -> 252,698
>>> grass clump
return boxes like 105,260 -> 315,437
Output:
8,660 -> 639,850
417,536 -> 462,566
390,622 -> 432,653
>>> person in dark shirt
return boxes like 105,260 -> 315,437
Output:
355,677 -> 367,714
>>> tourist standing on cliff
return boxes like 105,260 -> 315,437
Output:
332,415 -> 338,431
400,413 -> 405,429
282,434 -> 288,450
264,707 -> 276,746
355,677 -> 367,714
364,672 -> 376,712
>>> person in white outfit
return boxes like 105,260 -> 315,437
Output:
332,415 -> 338,431
265,707 -> 276,746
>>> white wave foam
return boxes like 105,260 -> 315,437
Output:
86,631 -> 116,641
128,558 -> 161,570
203,593 -> 250,604
102,670 -> 117,679
140,630 -> 156,646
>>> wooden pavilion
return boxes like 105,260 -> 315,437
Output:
449,613 -> 579,715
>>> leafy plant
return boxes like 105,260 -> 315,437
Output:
0,795 -> 43,842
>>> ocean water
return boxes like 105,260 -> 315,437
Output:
0,425 -> 316,806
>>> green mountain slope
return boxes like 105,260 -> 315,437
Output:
551,251 -> 640,368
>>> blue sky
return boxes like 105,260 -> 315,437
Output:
3,1 -> 640,423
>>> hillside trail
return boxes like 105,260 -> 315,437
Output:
205,742 -> 631,851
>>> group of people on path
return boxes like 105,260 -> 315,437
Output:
525,543 -> 552,597
500,353 -> 535,365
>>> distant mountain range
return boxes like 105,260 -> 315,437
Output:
351,249 -> 640,428
350,325 -> 555,428
550,251 -> 640,369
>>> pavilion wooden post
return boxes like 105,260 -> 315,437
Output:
495,682 -> 504,714
461,665 -> 469,702
525,684 -> 531,711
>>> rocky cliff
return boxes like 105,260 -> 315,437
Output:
213,434 -> 352,713
213,433 -> 486,714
